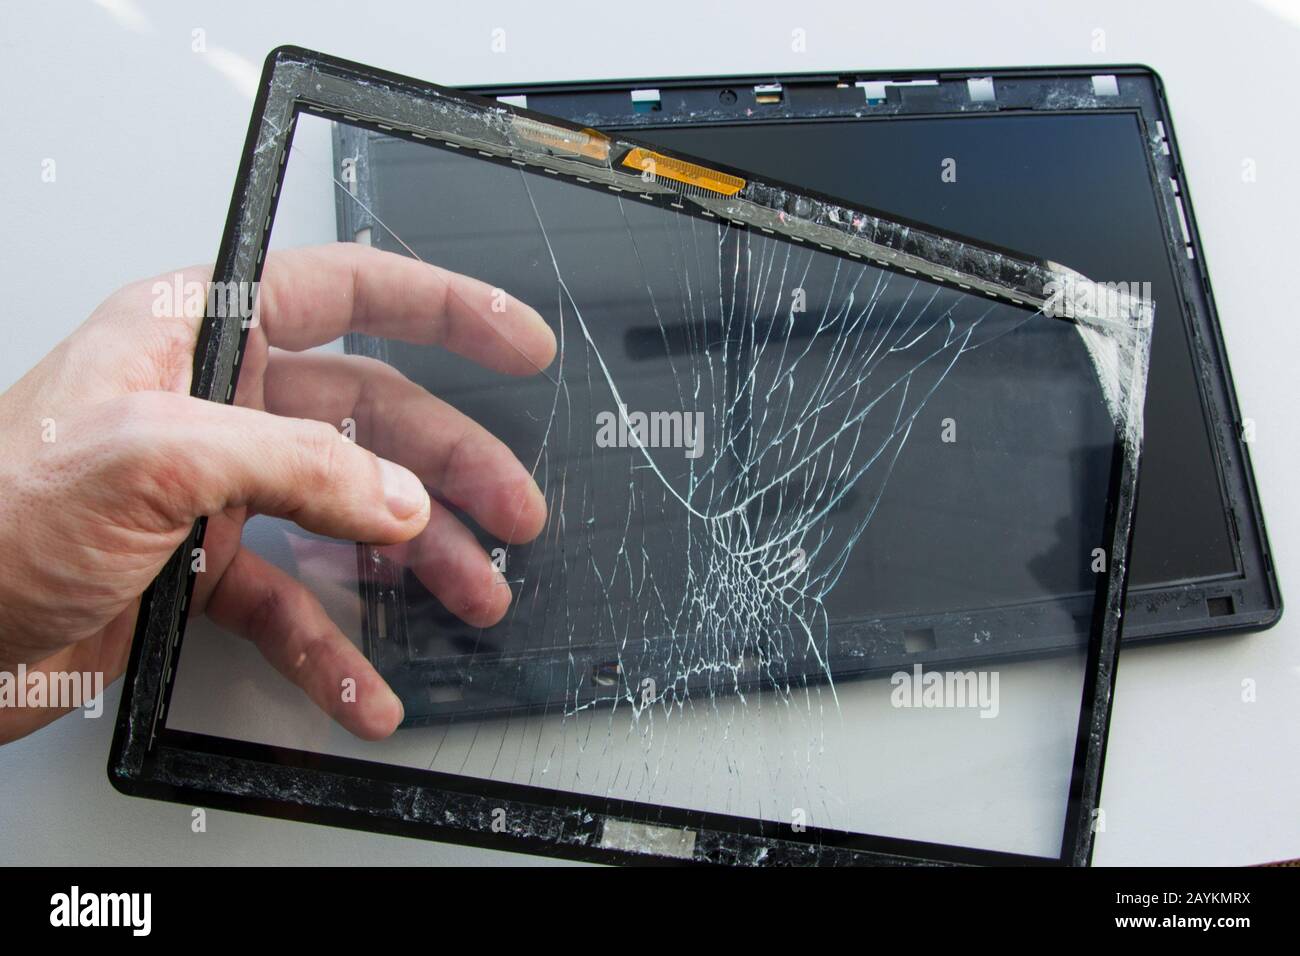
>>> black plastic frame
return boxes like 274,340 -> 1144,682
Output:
109,47 -> 1145,867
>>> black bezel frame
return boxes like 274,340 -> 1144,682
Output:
109,47 -> 1145,867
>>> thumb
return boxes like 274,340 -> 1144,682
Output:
104,391 -> 431,543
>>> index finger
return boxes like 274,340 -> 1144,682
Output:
254,243 -> 557,376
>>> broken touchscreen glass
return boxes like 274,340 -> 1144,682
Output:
111,49 -> 1150,866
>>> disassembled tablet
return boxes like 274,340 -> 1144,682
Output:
111,47 -> 1150,866
454,66 -> 1279,645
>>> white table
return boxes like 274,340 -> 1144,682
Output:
1,0 -> 1295,866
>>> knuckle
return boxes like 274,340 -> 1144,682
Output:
242,582 -> 286,644
439,426 -> 476,490
294,417 -> 350,489
443,426 -> 504,503
57,322 -> 124,391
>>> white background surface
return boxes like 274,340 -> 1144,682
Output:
0,0 -> 1296,866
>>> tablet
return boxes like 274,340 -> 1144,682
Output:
452,68 -> 1278,645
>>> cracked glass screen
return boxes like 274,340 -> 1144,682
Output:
162,109 -> 1133,861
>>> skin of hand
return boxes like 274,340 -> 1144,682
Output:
0,243 -> 555,745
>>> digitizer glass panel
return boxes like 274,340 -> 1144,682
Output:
352,126 -> 1116,709
115,50 -> 1148,866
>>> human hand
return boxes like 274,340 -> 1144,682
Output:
0,243 -> 555,744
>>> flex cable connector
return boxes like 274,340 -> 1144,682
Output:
509,115 -> 610,163
620,147 -> 746,196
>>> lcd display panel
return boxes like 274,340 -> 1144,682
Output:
110,49 -> 1149,866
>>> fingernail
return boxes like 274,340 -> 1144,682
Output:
379,460 -> 428,519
